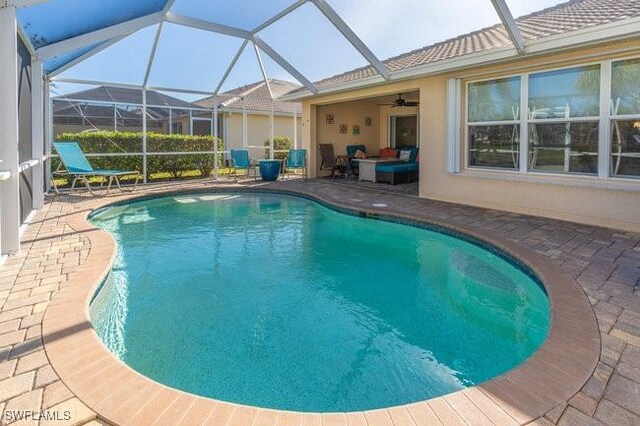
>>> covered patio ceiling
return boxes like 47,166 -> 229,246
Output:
14,0 -> 530,99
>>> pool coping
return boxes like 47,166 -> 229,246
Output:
41,186 -> 601,425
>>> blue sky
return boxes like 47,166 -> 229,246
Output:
53,0 -> 563,98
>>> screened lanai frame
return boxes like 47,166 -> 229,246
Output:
50,89 -> 300,181
0,0 -> 526,256
36,0 -> 523,179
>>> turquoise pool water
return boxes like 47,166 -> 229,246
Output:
89,193 -> 550,412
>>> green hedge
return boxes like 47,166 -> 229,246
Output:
54,131 -> 224,179
263,136 -> 292,161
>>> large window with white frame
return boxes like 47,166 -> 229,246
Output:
464,58 -> 640,180
467,76 -> 521,170
611,58 -> 640,178
528,65 -> 600,175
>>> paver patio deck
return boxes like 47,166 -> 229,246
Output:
0,178 -> 637,425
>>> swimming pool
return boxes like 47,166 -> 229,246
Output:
89,192 -> 550,412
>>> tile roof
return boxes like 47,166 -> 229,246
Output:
195,79 -> 302,114
52,86 -> 196,109
293,0 -> 640,94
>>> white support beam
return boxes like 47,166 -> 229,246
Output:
213,105 -> 219,179
165,12 -> 250,39
269,104 -> 274,159
253,43 -> 273,100
142,89 -> 148,184
490,0 -> 526,54
31,59 -> 45,209
51,77 -> 142,89
147,86 -> 215,96
16,25 -> 36,56
0,5 -> 21,255
162,0 -> 177,13
144,22 -> 163,88
47,35 -> 126,78
37,11 -> 163,60
44,79 -> 52,192
214,39 -> 249,95
242,100 -> 247,149
251,0 -> 308,34
311,0 -> 389,80
252,36 -> 317,94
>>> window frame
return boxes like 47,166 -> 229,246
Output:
465,74 -> 522,171
609,57 -> 640,179
461,55 -> 640,182
388,112 -> 420,149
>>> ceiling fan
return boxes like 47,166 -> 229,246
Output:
379,93 -> 419,107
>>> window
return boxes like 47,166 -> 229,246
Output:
389,115 -> 418,148
611,58 -> 640,178
463,60 -> 640,181
528,65 -> 600,175
467,77 -> 521,170
171,121 -> 183,135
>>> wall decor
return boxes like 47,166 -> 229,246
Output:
339,123 -> 348,134
325,113 -> 335,125
364,117 -> 373,127
353,125 -> 361,136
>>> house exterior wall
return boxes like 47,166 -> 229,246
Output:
302,40 -> 640,232
315,100 -> 381,171
224,112 -> 302,160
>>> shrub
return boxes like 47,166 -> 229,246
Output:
54,131 -> 224,179
263,136 -> 292,161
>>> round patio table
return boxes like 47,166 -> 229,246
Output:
259,159 -> 282,181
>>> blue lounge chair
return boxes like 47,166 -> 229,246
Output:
229,149 -> 257,181
283,149 -> 307,180
52,142 -> 140,194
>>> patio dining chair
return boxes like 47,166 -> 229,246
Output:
52,142 -> 140,195
318,143 -> 348,178
230,149 -> 257,181
283,149 -> 307,180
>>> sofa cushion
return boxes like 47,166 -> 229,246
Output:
379,148 -> 398,158
347,145 -> 366,157
409,147 -> 419,162
375,162 -> 419,173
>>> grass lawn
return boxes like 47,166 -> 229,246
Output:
52,168 -> 235,188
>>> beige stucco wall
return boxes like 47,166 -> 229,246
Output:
315,100 -> 381,171
302,40 -> 640,232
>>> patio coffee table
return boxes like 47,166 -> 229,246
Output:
355,158 -> 402,182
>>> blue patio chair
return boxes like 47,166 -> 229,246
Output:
52,142 -> 140,195
283,149 -> 307,180
229,149 -> 257,181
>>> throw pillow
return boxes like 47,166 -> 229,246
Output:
354,149 -> 367,159
379,148 -> 397,158
399,150 -> 411,161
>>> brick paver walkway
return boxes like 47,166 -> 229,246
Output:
0,179 -> 637,425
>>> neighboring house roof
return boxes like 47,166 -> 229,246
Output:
53,86 -> 196,109
195,79 -> 302,115
52,80 -> 303,115
287,0 -> 640,97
